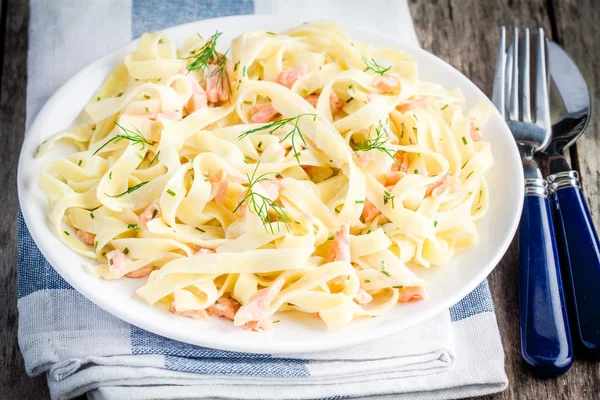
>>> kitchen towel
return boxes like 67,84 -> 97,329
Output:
19,1 -> 508,399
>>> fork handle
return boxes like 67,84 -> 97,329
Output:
550,171 -> 600,358
519,186 -> 574,377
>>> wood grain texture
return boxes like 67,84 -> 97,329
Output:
0,0 -> 51,399
1,1 -> 598,399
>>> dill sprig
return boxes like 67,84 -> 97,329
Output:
362,56 -> 392,76
355,121 -> 400,167
233,162 -> 292,234
93,122 -> 152,156
105,181 -> 149,198
185,31 -> 232,100
237,113 -> 316,164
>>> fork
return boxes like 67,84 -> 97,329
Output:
493,27 -> 574,377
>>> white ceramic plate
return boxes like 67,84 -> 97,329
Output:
18,15 -> 523,354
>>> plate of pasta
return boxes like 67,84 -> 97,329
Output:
18,16 -> 523,353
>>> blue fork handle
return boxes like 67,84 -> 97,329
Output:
552,185 -> 600,358
519,195 -> 574,377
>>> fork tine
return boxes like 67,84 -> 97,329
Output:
535,28 -> 550,129
492,27 -> 506,117
508,28 -> 519,120
520,29 -> 532,122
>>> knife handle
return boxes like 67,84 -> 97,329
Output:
519,185 -> 574,377
550,171 -> 600,358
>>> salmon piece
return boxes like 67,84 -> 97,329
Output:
354,288 -> 373,304
391,152 -> 409,173
169,302 -> 209,320
194,247 -> 215,256
469,119 -> 483,141
330,91 -> 344,113
140,199 -> 161,224
233,278 -> 285,326
373,76 -> 400,92
326,221 -> 351,263
276,64 -> 308,89
355,152 -> 373,168
249,102 -> 278,123
395,98 -> 429,113
384,171 -> 406,186
244,319 -> 274,332
125,265 -> 154,278
361,199 -> 381,222
398,286 -> 425,303
260,180 -> 281,201
209,170 -> 228,204
77,230 -> 96,245
207,295 -> 241,321
106,249 -> 130,277
425,175 -> 452,197
304,92 -> 343,113
205,59 -> 234,103
188,93 -> 208,113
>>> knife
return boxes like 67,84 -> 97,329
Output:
547,41 -> 600,358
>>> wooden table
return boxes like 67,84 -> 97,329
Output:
1,0 -> 598,398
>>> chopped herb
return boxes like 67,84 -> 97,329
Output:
393,285 -> 404,289
158,38 -> 164,44
468,191 -> 473,195
466,171 -> 474,179
78,160 -> 82,166
380,261 -> 391,277
257,141 -> 263,149
412,127 -> 417,134
327,235 -> 335,240
135,153 -> 144,160
116,92 -> 123,97
383,190 -> 395,209
367,229 -> 372,234
462,136 -> 468,145
144,94 -> 150,100
400,123 -> 405,138
109,171 -> 113,179
238,113 -> 316,165
243,158 -> 249,164
94,241 -> 98,250
362,56 -> 391,76
334,208 -> 340,214
91,125 -> 96,131
96,96 -> 101,102
294,220 -> 300,224
414,169 -> 419,174
105,181 -> 149,198
101,252 -> 106,256
64,230 -> 70,236
195,227 -> 205,233
127,224 -> 138,230
266,96 -> 272,102
329,159 -> 333,162
461,161 -> 468,169
90,212 -> 95,219
266,31 -> 276,35
242,66 -> 247,77
365,279 -> 371,283
441,104 -> 449,110
233,161 -> 292,233
234,62 -> 239,72
476,206 -> 482,211
413,114 -> 419,121
148,150 -> 160,167
302,88 -> 309,96
123,247 -> 130,255
243,100 -> 252,105
355,200 -> 365,204
349,84 -> 354,90
346,97 -> 354,103
93,122 -> 152,156
273,319 -> 281,323
478,190 -> 483,203
476,127 -> 481,131
434,221 -> 438,228
166,189 -> 176,197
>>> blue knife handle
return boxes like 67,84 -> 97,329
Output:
552,184 -> 600,358
519,194 -> 574,377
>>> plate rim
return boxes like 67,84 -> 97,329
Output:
17,14 -> 524,354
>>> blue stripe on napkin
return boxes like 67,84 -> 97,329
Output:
449,280 -> 495,321
18,211 -> 72,298
164,355 -> 309,376
132,0 -> 255,38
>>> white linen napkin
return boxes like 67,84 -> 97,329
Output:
19,1 -> 508,399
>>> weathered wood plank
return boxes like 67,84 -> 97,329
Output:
409,0 -> 598,399
0,0 -> 50,399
